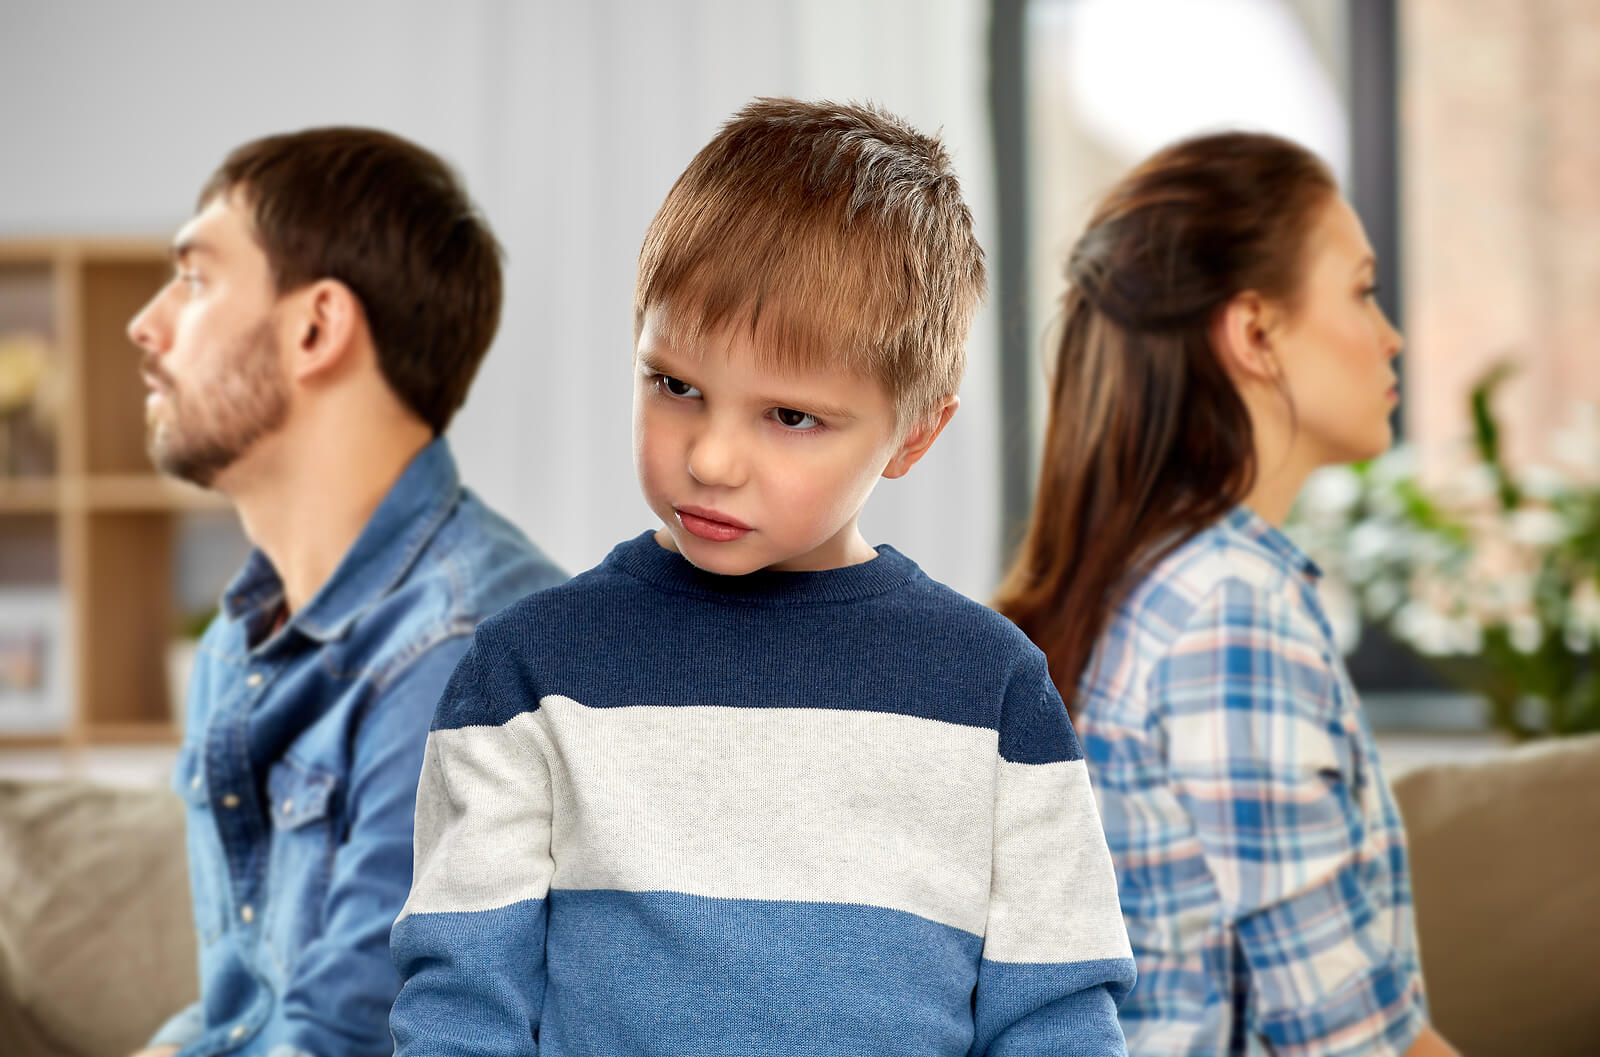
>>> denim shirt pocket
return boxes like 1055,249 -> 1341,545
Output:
262,757 -> 340,977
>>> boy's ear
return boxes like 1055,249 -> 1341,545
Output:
883,395 -> 959,480
1211,290 -> 1284,386
284,278 -> 367,383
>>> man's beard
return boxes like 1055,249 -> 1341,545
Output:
146,321 -> 290,488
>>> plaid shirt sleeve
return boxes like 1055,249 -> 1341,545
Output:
1149,576 -> 1427,1057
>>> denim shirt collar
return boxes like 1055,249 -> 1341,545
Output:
220,438 -> 462,647
1222,504 -> 1323,582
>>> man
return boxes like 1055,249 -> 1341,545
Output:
126,127 -> 565,1057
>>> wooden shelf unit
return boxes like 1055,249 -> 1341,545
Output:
0,239 -> 237,748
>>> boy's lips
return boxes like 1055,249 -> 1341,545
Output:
675,506 -> 751,542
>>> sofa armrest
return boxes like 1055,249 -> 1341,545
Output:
1393,733 -> 1600,1057
0,778 -> 197,1057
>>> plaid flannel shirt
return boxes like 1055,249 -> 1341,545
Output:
1076,506 -> 1429,1057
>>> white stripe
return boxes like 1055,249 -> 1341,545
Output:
536,696 -> 998,935
403,695 -> 1131,965
400,717 -> 555,918
403,697 -> 1000,932
983,757 -> 1134,964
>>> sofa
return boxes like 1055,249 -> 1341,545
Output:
2,734 -> 1597,1057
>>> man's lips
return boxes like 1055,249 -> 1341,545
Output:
675,506 -> 751,542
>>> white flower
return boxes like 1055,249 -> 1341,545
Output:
1449,463 -> 1501,505
1363,578 -> 1404,620
1552,402 -> 1600,471
1563,621 -> 1592,654
1300,466 -> 1364,517
1572,581 -> 1600,636
1450,615 -> 1484,655
1348,521 -> 1402,567
1368,446 -> 1418,489
1508,614 -> 1543,654
1507,508 -> 1568,547
1394,599 -> 1456,656
1520,463 -> 1571,502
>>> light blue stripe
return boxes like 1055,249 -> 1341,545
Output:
390,899 -> 548,1057
972,957 -> 1135,1055
539,889 -> 983,1056
394,890 -> 1134,1057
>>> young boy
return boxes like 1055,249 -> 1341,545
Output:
389,98 -> 1135,1057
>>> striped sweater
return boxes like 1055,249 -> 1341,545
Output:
389,532 -> 1135,1056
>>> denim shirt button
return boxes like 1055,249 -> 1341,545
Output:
190,774 -> 202,791
281,799 -> 294,815
221,793 -> 241,809
246,673 -> 264,688
240,904 -> 255,924
229,1024 -> 247,1041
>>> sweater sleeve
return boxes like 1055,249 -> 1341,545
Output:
389,634 -> 554,1057
970,662 -> 1137,1056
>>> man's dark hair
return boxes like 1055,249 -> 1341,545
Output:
200,127 -> 503,435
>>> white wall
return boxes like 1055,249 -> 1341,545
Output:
0,0 -> 1002,599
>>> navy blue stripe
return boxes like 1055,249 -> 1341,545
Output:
432,534 -> 1079,764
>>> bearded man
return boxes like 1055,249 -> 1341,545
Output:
126,128 -> 565,1057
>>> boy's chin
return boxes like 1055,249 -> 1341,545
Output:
657,525 -> 766,577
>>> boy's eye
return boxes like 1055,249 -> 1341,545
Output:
772,407 -> 820,431
660,375 -> 702,399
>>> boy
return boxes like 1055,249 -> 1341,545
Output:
389,98 -> 1134,1056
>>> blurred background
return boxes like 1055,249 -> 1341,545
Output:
2,0 -> 1597,782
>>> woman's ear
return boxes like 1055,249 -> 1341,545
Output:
284,279 -> 367,382
1211,291 -> 1284,385
883,395 -> 959,480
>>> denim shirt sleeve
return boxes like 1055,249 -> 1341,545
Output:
267,632 -> 475,1056
149,999 -> 206,1048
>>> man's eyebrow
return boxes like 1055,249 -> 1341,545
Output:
171,238 -> 215,266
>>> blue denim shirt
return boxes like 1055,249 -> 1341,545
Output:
151,439 -> 565,1057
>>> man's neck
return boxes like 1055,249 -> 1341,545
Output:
222,425 -> 433,616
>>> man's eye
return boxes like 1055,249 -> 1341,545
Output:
660,375 -> 701,398
773,408 -> 820,431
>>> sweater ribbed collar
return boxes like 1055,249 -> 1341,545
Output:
605,530 -> 920,606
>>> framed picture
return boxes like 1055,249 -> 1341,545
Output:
0,588 -> 70,734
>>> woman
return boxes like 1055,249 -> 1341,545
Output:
995,132 -> 1459,1057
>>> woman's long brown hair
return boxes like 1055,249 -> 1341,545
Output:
994,132 -> 1335,717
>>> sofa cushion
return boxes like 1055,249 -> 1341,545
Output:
0,779 -> 196,1057
1393,732 -> 1600,1057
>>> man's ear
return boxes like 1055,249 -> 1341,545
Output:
883,395 -> 959,480
1211,290 -> 1283,385
285,279 -> 366,382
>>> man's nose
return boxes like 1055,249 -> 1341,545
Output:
127,285 -> 173,355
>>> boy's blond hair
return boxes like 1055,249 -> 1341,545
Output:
634,98 -> 987,425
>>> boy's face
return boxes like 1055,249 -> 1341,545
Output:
633,309 -> 952,576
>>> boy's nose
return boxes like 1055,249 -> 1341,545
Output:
686,424 -> 747,488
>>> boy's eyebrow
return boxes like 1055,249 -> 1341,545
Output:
638,349 -> 860,421
755,390 -> 857,421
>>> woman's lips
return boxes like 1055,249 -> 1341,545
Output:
676,507 -> 751,542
